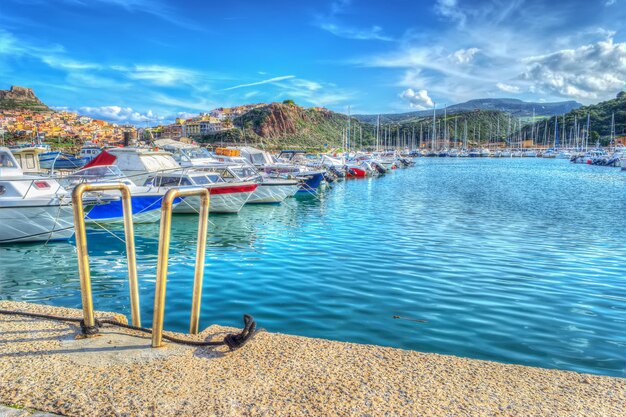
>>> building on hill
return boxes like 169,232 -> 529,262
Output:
183,118 -> 224,137
161,123 -> 183,139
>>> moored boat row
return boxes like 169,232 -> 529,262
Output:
0,144 -> 414,244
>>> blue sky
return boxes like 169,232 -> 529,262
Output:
1,0 -> 625,124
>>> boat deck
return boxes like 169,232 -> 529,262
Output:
0,301 -> 624,416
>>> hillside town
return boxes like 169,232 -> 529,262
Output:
0,102 -> 265,146
147,103 -> 264,140
0,108 -> 136,145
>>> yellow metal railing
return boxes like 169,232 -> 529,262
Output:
151,187 -> 210,348
72,183 -> 141,330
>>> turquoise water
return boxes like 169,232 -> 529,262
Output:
1,158 -> 625,377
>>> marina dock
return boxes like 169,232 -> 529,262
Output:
0,301 -> 623,417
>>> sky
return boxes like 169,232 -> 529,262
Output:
0,0 -> 625,124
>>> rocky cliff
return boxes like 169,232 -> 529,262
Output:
204,102 -> 376,150
0,86 -> 49,111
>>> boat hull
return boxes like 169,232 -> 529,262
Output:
296,172 -> 324,193
0,202 -> 74,243
85,194 -> 170,224
248,181 -> 299,204
345,167 -> 367,178
174,183 -> 256,213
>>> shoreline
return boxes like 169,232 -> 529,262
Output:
0,301 -> 624,416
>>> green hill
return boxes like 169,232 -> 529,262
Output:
520,92 -> 626,146
199,102 -> 376,150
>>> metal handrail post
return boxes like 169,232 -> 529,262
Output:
72,183 -> 141,329
152,187 -> 210,348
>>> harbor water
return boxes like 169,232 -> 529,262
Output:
1,158 -> 625,377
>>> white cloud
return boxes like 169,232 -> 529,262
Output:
152,94 -> 217,112
352,0 -> 626,107
125,65 -> 198,86
496,82 -> 521,93
434,0 -> 466,27
40,56 -> 100,70
519,38 -> 626,101
272,77 -> 353,107
224,75 -> 296,91
176,111 -> 196,119
288,78 -> 322,91
399,88 -> 434,109
320,23 -> 393,41
67,106 -> 165,124
58,0 -> 206,31
605,0 -> 616,5
242,90 -> 261,99
330,0 -> 351,15
450,48 -> 480,64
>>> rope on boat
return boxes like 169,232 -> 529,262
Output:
84,217 -> 128,244
44,197 -> 67,246
0,309 -> 257,351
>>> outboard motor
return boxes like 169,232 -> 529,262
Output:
323,170 -> 337,183
329,165 -> 345,178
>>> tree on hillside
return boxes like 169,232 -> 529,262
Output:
283,99 -> 296,106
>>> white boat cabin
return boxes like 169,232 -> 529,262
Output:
102,148 -> 181,186
9,146 -> 44,173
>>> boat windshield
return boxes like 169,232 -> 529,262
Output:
149,176 -> 193,187
181,148 -> 212,159
192,174 -> 224,184
0,152 -> 18,168
229,166 -> 259,179
67,165 -> 125,181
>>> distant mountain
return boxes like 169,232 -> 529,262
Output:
354,98 -> 582,124
0,86 -> 49,112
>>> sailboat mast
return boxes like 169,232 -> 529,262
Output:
454,116 -> 458,148
464,119 -> 468,149
419,123 -> 423,150
611,112 -> 615,149
530,107 -> 535,148
359,125 -> 362,150
586,113 -> 590,151
443,105 -> 447,148
376,115 -> 380,151
432,103 -> 436,150
507,113 -> 511,147
554,116 -> 559,149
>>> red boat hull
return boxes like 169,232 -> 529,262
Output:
346,167 -> 367,178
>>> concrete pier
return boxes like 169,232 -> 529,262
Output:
0,301 -> 624,416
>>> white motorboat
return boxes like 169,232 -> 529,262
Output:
61,165 -> 175,224
157,142 -> 299,204
0,147 -> 74,243
238,147 -> 325,194
216,165 -> 298,203
85,148 -> 258,213
144,170 -> 257,213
